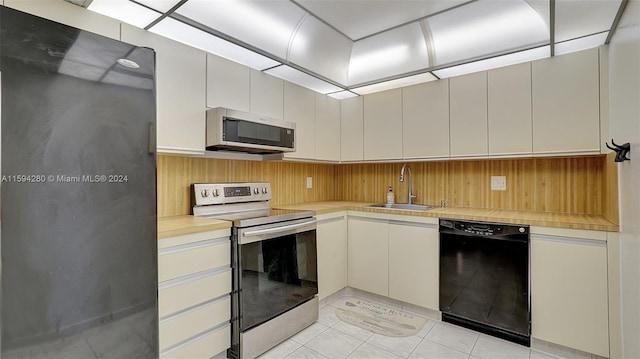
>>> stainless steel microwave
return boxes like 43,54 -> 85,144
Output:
206,107 -> 296,154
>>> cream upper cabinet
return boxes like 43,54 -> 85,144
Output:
388,221 -> 439,310
6,0 -> 120,40
121,24 -> 206,155
315,94 -> 341,162
402,80 -> 450,159
450,72 -> 488,158
316,213 -> 348,300
206,54 -> 250,112
283,82 -> 315,160
363,89 -> 403,160
250,70 -> 284,120
531,233 -> 609,357
340,96 -> 364,162
488,63 -> 533,156
532,48 -> 600,155
347,216 -> 389,297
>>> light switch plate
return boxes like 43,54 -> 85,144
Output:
491,176 -> 506,191
306,177 -> 313,189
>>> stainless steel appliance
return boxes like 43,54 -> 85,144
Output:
1,6 -> 157,358
192,183 -> 318,359
439,219 -> 530,346
206,107 -> 296,154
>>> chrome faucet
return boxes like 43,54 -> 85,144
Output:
399,163 -> 417,204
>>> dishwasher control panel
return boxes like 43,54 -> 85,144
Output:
440,219 -> 528,236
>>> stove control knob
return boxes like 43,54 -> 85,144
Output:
212,189 -> 220,197
201,189 -> 209,198
253,188 -> 259,195
519,227 -> 526,233
262,187 -> 268,194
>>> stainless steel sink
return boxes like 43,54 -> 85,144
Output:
366,203 -> 434,211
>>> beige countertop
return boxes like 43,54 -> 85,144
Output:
158,215 -> 231,239
275,201 -> 619,232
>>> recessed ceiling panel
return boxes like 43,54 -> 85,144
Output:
433,46 -> 549,78
265,65 -> 343,94
426,0 -> 548,66
89,0 -> 161,28
296,0 -> 468,40
555,0 -> 621,42
351,73 -> 438,95
133,0 -> 182,13
555,32 -> 608,55
149,17 -> 280,70
176,0 -> 306,60
288,15 -> 352,84
348,22 -> 429,86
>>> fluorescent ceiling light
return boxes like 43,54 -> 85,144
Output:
175,0 -> 306,60
349,44 -> 410,77
149,17 -> 279,70
264,65 -> 343,94
433,46 -> 550,79
427,0 -> 548,66
555,32 -> 608,56
351,72 -> 438,95
327,91 -> 359,100
133,0 -> 182,13
88,0 -> 161,28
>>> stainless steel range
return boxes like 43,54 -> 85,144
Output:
192,182 -> 318,359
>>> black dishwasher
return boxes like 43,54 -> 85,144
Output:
439,219 -> 530,346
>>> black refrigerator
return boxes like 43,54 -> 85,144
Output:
0,6 -> 158,358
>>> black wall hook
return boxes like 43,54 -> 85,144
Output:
605,139 -> 631,162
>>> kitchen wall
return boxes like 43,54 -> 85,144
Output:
159,154 -> 617,220
157,155 -> 336,217
608,0 -> 640,357
336,155 -> 617,218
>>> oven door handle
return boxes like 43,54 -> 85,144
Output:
242,219 -> 317,238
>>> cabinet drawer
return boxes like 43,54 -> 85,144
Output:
160,297 -> 230,351
159,270 -> 231,317
161,325 -> 230,359
159,241 -> 230,282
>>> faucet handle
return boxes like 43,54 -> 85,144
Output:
440,200 -> 447,208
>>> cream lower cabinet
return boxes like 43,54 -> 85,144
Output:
158,228 -> 231,359
317,212 -> 348,299
388,220 -> 439,310
347,215 -> 389,296
347,213 -> 439,309
531,230 -> 609,357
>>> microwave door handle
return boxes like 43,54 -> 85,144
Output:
242,219 -> 317,238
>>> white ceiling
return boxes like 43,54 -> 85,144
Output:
83,0 -> 626,97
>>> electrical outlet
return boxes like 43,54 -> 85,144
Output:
306,177 -> 313,189
491,176 -> 507,191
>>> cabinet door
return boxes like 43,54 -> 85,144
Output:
388,223 -> 439,310
206,54 -> 250,112
531,236 -> 609,357
121,24 -> 206,155
363,89 -> 403,160
347,217 -> 388,296
402,80 -> 450,159
6,0 -> 120,40
532,48 -> 600,155
450,72 -> 488,158
250,69 -> 283,120
340,96 -> 364,162
283,82 -> 315,160
488,63 -> 532,156
317,216 -> 347,299
315,94 -> 341,162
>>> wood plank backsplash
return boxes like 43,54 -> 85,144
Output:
158,154 -> 616,219
157,155 -> 336,217
335,155 -> 613,216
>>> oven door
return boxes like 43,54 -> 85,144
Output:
236,218 -> 318,332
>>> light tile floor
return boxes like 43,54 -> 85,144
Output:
259,296 -> 561,359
